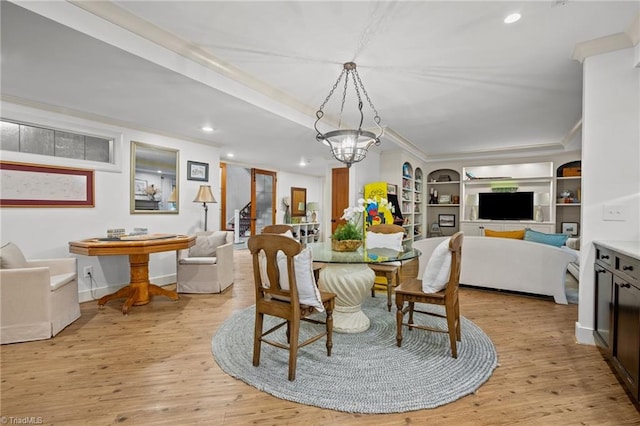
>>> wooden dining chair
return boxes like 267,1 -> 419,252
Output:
262,224 -> 294,235
248,234 -> 336,381
262,224 -> 324,280
367,223 -> 406,311
395,232 -> 464,358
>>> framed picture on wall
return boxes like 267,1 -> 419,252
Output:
561,222 -> 579,236
438,214 -> 456,228
187,161 -> 209,181
134,179 -> 147,195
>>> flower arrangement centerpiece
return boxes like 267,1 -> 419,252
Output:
331,199 -> 366,252
145,184 -> 160,200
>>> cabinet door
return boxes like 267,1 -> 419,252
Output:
594,264 -> 614,350
460,222 -> 489,236
525,224 -> 555,234
613,278 -> 640,399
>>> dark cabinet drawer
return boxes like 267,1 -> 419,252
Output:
596,247 -> 613,267
616,254 -> 639,283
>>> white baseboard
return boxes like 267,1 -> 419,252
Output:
575,321 -> 595,345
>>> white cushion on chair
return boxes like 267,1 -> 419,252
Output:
422,238 -> 452,293
179,257 -> 217,265
366,231 -> 404,252
188,231 -> 228,257
276,247 -> 325,312
0,242 -> 28,269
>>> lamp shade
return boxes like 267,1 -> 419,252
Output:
534,192 -> 550,206
167,188 -> 177,203
465,193 -> 479,206
193,185 -> 217,204
307,202 -> 319,212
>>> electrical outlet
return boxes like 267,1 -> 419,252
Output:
603,205 -> 626,221
83,266 -> 93,278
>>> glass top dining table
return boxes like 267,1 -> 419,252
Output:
307,241 -> 421,333
307,241 -> 421,265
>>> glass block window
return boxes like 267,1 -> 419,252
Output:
0,119 -> 113,164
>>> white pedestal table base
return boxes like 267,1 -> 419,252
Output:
318,264 -> 375,333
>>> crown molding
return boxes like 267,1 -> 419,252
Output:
572,33 -> 633,63
572,12 -> 640,63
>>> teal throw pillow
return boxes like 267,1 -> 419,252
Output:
524,229 -> 569,248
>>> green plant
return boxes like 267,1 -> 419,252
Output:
331,222 -> 363,241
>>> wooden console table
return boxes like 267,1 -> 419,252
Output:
69,234 -> 195,314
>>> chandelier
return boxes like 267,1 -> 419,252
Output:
314,62 -> 383,168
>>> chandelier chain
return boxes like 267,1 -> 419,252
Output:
317,68 -> 346,113
354,69 -> 380,122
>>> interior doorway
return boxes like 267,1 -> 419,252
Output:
250,169 -> 277,236
331,167 -> 349,234
220,163 -> 276,240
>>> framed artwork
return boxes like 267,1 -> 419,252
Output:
134,179 -> 147,195
438,214 -> 456,228
0,161 -> 94,207
562,222 -> 579,236
187,161 -> 209,181
438,194 -> 451,204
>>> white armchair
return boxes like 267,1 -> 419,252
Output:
176,231 -> 234,293
1,242 -> 81,344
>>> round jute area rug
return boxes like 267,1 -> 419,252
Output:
212,296 -> 498,413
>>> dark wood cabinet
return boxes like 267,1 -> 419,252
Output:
594,261 -> 613,349
593,242 -> 640,403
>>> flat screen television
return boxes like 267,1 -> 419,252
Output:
478,191 -> 534,220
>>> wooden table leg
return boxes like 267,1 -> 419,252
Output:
97,253 -> 179,314
149,284 -> 179,301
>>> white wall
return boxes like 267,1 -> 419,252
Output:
1,101 -> 221,302
276,171 -> 324,233
576,46 -> 640,343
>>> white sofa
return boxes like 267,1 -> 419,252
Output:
176,231 -> 234,293
412,236 -> 578,304
1,244 -> 81,344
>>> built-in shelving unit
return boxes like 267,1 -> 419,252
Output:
288,222 -> 320,247
555,161 -> 582,235
380,151 -> 426,243
426,169 -> 461,236
401,162 -> 424,241
460,162 -> 555,235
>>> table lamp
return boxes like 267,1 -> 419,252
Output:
466,193 -> 479,221
534,193 -> 550,222
307,202 -> 319,222
193,185 -> 217,231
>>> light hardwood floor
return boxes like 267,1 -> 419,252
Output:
1,249 -> 638,425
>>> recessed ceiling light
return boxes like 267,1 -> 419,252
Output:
226,153 -> 234,158
504,13 -> 521,24
201,126 -> 214,132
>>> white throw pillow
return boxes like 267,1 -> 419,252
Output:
365,231 -> 404,252
258,231 -> 296,286
276,247 -> 325,312
0,242 -> 27,269
189,231 -> 228,257
422,238 -> 452,293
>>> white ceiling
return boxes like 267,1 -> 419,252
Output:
1,1 -> 638,176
